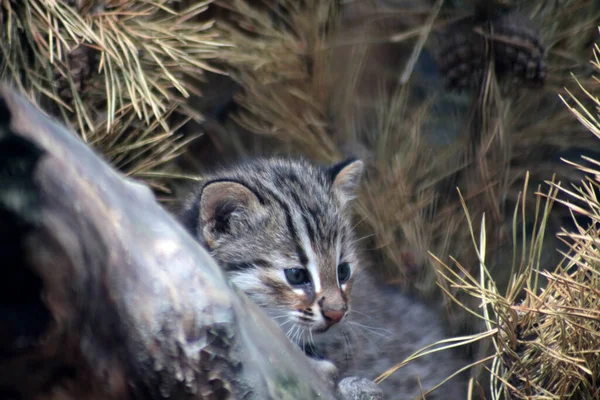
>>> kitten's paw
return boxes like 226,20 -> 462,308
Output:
308,358 -> 339,385
338,377 -> 384,400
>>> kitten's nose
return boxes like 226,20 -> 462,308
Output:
322,309 -> 345,324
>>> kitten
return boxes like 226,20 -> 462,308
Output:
178,157 -> 363,335
178,157 -> 467,399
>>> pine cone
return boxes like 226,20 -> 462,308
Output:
491,11 -> 547,86
436,18 -> 486,91
434,9 -> 547,91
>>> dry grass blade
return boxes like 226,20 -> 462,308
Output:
373,175 -> 556,398
427,175 -> 559,399
428,32 -> 600,397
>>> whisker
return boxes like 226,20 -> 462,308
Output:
308,327 -> 315,351
298,328 -> 306,353
345,308 -> 390,335
347,320 -> 393,339
280,319 -> 293,330
295,326 -> 303,346
346,309 -> 374,320
290,325 -> 298,345
351,233 -> 375,245
286,324 -> 297,341
350,215 -> 368,230
344,322 -> 382,355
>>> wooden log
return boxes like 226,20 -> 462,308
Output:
0,85 -> 340,399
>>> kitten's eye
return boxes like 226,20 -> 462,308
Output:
337,263 -> 351,283
285,268 -> 310,286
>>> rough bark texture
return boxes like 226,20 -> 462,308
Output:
0,85 -> 341,399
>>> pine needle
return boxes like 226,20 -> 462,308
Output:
0,0 -> 226,195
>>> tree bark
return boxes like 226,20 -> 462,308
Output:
0,85 -> 339,400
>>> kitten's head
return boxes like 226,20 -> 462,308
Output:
182,157 -> 363,334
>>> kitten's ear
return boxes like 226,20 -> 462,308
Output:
328,158 -> 364,206
199,180 -> 261,245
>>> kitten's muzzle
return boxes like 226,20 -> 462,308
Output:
322,309 -> 345,324
318,292 -> 348,327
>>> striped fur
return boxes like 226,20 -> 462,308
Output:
178,157 -> 363,337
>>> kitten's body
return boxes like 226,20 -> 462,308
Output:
178,157 -> 466,399
311,276 -> 467,399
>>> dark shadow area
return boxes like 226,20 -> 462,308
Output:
0,100 -> 51,355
